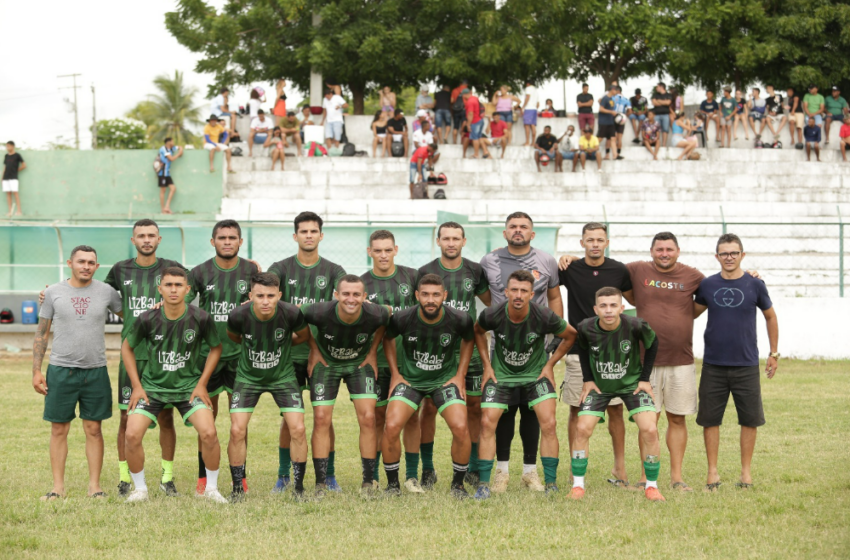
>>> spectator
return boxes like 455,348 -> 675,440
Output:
640,110 -> 662,160
371,109 -> 390,158
556,125 -> 577,172
450,80 -> 469,144
762,85 -> 787,142
672,112 -> 702,160
415,86 -> 435,117
597,84 -> 619,160
824,86 -> 849,144
278,110 -> 303,155
412,109 -> 432,132
265,127 -> 286,170
3,140 -> 25,217
460,120 -> 472,158
576,83 -> 595,133
321,89 -> 348,148
629,88 -> 648,144
802,84 -> 825,128
203,114 -> 234,174
492,85 -> 520,131
699,90 -> 721,144
434,84 -> 453,144
464,88 -> 491,159
380,86 -> 396,113
747,88 -> 766,138
325,79 -> 342,97
786,87 -> 804,145
718,86 -> 736,148
522,80 -> 540,146
272,80 -> 287,125
540,98 -> 556,116
575,126 -> 602,172
387,108 -> 409,157
534,125 -> 560,172
249,87 -> 266,120
733,89 -> 750,141
297,105 -> 315,144
209,87 -> 234,134
651,83 -> 672,147
670,86 -> 683,115
409,143 -> 436,198
612,86 -> 631,156
156,137 -> 183,214
487,112 -> 510,158
248,109 -> 272,157
414,121 -> 441,171
840,116 -> 850,162
803,116 -> 821,161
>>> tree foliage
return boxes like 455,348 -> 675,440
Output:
93,118 -> 148,150
126,71 -> 203,147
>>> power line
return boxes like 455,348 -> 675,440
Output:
58,73 -> 82,150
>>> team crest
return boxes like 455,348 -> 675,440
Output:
315,383 -> 325,395
463,278 -> 474,292
440,333 -> 452,347
237,279 -> 248,294
394,385 -> 406,396
231,392 -> 240,404
399,283 -> 411,296
530,270 -> 541,280
620,340 -> 632,353
122,387 -> 131,399
356,333 -> 368,344
485,385 -> 497,397
526,333 -> 539,344
183,329 -> 196,343
275,328 -> 285,342
316,276 -> 328,289
155,275 -> 162,286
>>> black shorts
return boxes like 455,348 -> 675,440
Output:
294,361 -> 309,391
118,358 -> 147,410
466,363 -> 484,397
614,122 -> 626,134
157,175 -> 174,188
578,389 -> 655,424
597,124 -> 616,139
696,363 -> 765,428
376,367 -> 392,407
389,382 -> 465,414
207,357 -> 238,397
481,377 -> 557,410
310,363 -> 377,406
129,395 -> 211,428
229,379 -> 305,414
452,112 -> 466,129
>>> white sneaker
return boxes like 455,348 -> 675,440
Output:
404,478 -> 425,494
491,469 -> 509,493
201,488 -> 228,504
521,471 -> 546,492
126,489 -> 149,503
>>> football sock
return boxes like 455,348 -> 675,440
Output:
205,468 -> 219,492
361,457 -> 376,485
197,452 -> 206,479
644,455 -> 660,489
420,442 -> 435,471
478,459 -> 494,484
541,457 -> 559,484
327,451 -> 336,478
230,465 -> 246,489
119,460 -> 131,484
313,457 -> 329,486
522,463 -> 537,476
130,469 -> 147,492
292,462 -> 306,492
160,459 -> 174,483
469,442 -> 479,475
278,447 -> 291,478
374,451 -> 381,482
384,461 -> 400,487
496,461 -> 509,473
571,451 -> 588,489
452,462 -> 468,486
405,452 -> 419,480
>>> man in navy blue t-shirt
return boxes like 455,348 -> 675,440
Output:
694,233 -> 779,492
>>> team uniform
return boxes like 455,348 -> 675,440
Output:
126,305 -> 221,426
360,266 -> 420,406
226,302 -> 308,414
478,302 -> 568,409
419,258 -> 490,396
104,257 -> 185,410
301,301 -> 390,405
385,305 -> 475,413
188,257 -> 258,397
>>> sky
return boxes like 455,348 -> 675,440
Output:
0,0 -> 709,150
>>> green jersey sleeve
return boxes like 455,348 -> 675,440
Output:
544,308 -> 568,335
104,264 -> 119,290
226,307 -> 244,337
126,311 -> 150,349
201,313 -> 222,348
459,313 -> 474,341
268,261 -> 284,281
636,318 -> 656,350
287,305 -> 308,333
476,308 -> 492,332
475,267 -> 490,295
300,302 -> 316,324
385,314 -> 401,339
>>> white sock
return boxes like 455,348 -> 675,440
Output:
205,468 -> 219,492
573,475 -> 585,489
646,480 -> 658,489
522,464 -> 537,476
496,461 -> 509,473
130,469 -> 147,492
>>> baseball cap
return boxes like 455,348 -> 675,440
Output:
833,85 -> 840,91
416,110 -> 427,118
208,114 -> 219,121
462,88 -> 470,94
420,85 -> 428,92
635,88 -> 642,94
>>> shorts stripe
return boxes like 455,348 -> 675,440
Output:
229,408 -> 255,414
466,391 -> 483,397
577,410 -> 606,419
389,395 -> 419,411
627,406 -> 657,419
118,404 -> 129,411
527,392 -> 557,409
128,408 -> 159,425
311,400 -> 336,407
376,399 -> 389,408
280,407 -> 305,414
209,386 -> 226,398
436,399 -> 466,414
181,403 -> 209,425
481,402 -> 509,410
350,394 -> 378,400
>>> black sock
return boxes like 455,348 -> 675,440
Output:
385,461 -> 400,487
361,457 -> 376,485
230,465 -> 245,490
519,403 -> 541,465
452,462 -> 468,486
292,461 -> 306,492
198,451 -> 206,479
313,458 -> 329,486
495,405 -> 518,462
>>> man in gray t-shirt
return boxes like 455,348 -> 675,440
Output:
32,245 -> 122,500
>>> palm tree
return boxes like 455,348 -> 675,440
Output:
126,71 -> 203,147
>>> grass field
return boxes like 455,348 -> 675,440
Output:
1,356 -> 848,559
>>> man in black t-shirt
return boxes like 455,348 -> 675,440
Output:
763,84 -> 787,142
387,109 -> 409,156
434,85 -> 453,144
3,141 -> 25,217
651,83 -> 672,147
576,83 -> 594,132
629,89 -> 648,143
534,126 -> 560,172
699,91 -> 721,144
786,87 -> 803,144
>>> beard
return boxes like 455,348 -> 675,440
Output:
135,243 -> 158,257
421,305 -> 442,320
508,236 -> 530,247
215,247 -> 239,260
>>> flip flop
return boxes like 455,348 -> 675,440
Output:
89,491 -> 107,499
606,478 -> 630,489
628,481 -> 647,492
40,492 -> 63,501
735,482 -> 754,490
704,481 -> 722,493
672,482 -> 694,492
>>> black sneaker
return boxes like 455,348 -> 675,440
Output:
632,138 -> 640,144
616,155 -> 624,160
117,481 -> 132,497
421,469 -> 438,490
384,483 -> 401,497
159,480 -> 179,497
230,486 -> 245,503
450,483 -> 470,500
464,471 -> 480,487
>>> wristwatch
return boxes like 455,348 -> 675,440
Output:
768,352 -> 780,360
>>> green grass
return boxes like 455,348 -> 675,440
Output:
1,358 -> 848,559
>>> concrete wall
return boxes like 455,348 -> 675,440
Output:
13,150 -> 223,219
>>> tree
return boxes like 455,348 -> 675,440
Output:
93,118 -> 148,149
127,71 -> 203,147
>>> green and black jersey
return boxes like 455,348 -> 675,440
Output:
302,301 -> 390,367
419,258 -> 490,369
477,302 -> 568,385
268,255 -> 346,362
360,265 -> 419,368
576,315 -> 656,393
188,257 -> 258,360
104,257 -> 185,360
226,302 -> 307,386
126,305 -> 221,400
385,305 -> 475,391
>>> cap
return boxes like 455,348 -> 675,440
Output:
462,88 -> 470,94
420,85 -> 429,92
416,110 -> 427,117
833,85 -> 840,91
208,114 -> 219,121
723,85 -> 732,92
635,88 -> 642,94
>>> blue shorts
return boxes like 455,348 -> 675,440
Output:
825,113 -> 842,123
655,114 -> 670,133
560,151 -> 575,160
629,114 -> 646,122
535,148 -> 555,158
409,162 -> 422,183
470,120 -> 485,140
580,151 -> 597,160
523,109 -> 537,126
497,111 -> 513,123
253,133 -> 268,143
325,121 -> 343,140
435,109 -> 452,128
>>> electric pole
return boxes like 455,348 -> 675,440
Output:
91,84 -> 97,149
58,73 -> 81,149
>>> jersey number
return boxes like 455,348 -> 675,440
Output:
365,377 -> 375,394
639,393 -> 654,408
443,386 -> 458,401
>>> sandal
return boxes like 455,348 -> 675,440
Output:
89,491 -> 107,499
40,492 -> 63,501
704,481 -> 722,493
672,482 -> 694,492
606,478 -> 630,489
735,482 -> 754,489
628,481 -> 647,492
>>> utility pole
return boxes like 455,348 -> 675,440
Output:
91,84 -> 97,149
58,73 -> 81,149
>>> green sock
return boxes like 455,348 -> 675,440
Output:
374,451 -> 381,482
571,457 -> 588,477
541,457 -> 559,484
469,442 -> 479,475
644,455 -> 660,483
327,451 -> 336,478
478,459 -> 495,484
119,460 -> 131,484
421,442 -> 435,471
278,447 -> 291,478
161,459 -> 174,483
405,452 -> 420,480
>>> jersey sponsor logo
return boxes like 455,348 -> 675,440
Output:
245,334 -> 253,340
211,301 -> 237,322
158,350 -> 192,371
129,296 -> 158,316
154,334 -> 164,341
713,287 -> 745,307
324,333 -> 334,340
328,345 -> 361,360
643,278 -> 687,291
207,284 -> 216,291
501,347 -> 534,367
183,330 -> 196,343
316,276 -> 328,289
399,283 -> 411,296
591,345 -> 599,352
249,348 -> 282,369
356,333 -> 368,344
123,280 -> 133,285
596,359 -> 630,379
237,280 -> 248,294
407,336 -> 418,342
463,278 -> 474,292
620,340 -> 632,353
444,300 -> 470,312
440,333 -> 452,347
288,279 -> 298,285
368,294 -> 377,301
274,328 -> 285,342
498,333 -> 506,340
413,350 -> 446,371
526,333 -> 539,344
291,296 -> 316,306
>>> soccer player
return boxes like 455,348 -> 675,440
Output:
226,273 -> 311,501
418,221 -> 491,489
473,270 -> 576,499
268,211 -> 346,491
302,275 -> 390,496
570,287 -> 665,502
360,230 -> 423,492
188,219 -> 258,495
122,267 -> 227,503
381,274 -> 475,499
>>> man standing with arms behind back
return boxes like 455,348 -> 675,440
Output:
3,140 -> 25,217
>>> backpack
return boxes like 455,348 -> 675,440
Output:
772,140 -> 783,149
307,141 -> 327,157
412,182 -> 429,199
391,141 -> 405,157
340,124 -> 349,145
452,94 -> 465,113
153,156 -> 163,173
433,188 -> 446,199
342,142 -> 356,157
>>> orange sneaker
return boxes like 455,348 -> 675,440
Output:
196,477 -> 207,496
645,486 -> 666,502
567,487 -> 585,500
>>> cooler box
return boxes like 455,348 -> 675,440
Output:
22,300 -> 38,324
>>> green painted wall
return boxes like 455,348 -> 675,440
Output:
12,150 -> 223,219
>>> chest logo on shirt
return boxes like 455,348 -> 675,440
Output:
526,333 -> 539,344
289,279 -> 298,285
440,334 -> 452,347
530,270 -> 541,280
316,276 -> 328,289
124,280 -> 133,285
155,275 -> 162,286
713,287 -> 745,308
237,280 -> 248,294
620,340 -> 632,353
183,329 -> 196,343
356,333 -> 368,344
399,283 -> 411,296
275,328 -> 285,342
593,271 -> 599,277
463,278 -> 474,292
71,297 -> 90,316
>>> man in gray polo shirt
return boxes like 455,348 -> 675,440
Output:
479,212 -> 563,492
32,245 -> 122,500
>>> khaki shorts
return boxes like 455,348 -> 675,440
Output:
792,113 -> 804,129
649,363 -> 697,416
561,354 -> 622,407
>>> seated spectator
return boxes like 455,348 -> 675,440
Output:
434,84 -> 453,144
540,99 -> 555,117
209,87 -> 233,132
576,83 -> 594,133
534,125 -> 560,172
297,106 -> 314,144
487,112 -> 510,158
278,110 -> 303,155
321,89 -> 348,148
733,89 -> 750,140
460,120 -> 472,159
597,84 -> 618,160
824,86 -> 849,144
762,85 -> 787,142
248,110 -> 272,157
786,87 -> 804,145
387,109 -> 409,156
464,89 -> 491,159
380,86 -> 397,113
640,110 -> 662,160
574,126 -> 602,172
699,90 -> 721,144
747,88 -> 766,136
840,116 -> 850,162
718,86 -> 736,147
803,116 -> 821,161
652,82 -> 673,146
802,84 -> 825,128
413,109 -> 432,132
203,114 -> 234,174
264,127 -> 285,171
371,109 -> 390,158
409,143 -> 437,199
556,125 -> 577,172
629,88 -> 648,143
672,112 -> 703,160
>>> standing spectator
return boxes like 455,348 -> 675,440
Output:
732,90 -> 750,141
802,84 -> 825,128
203,114 -> 234,174
156,137 -> 183,214
272,80 -> 287,125
464,89 -> 491,159
522,80 -> 540,146
434,84 -> 453,144
786,87 -> 804,145
694,234 -> 779,491
409,143 -> 436,198
248,87 -> 266,120
3,140 -> 25,216
803,116 -> 822,161
597,84 -> 619,160
415,86 -> 435,118
371,109 -> 390,158
265,127 -> 286,170
575,126 -> 602,172
839,116 -> 850,162
487,112 -> 510,158
534,125 -> 560,172
380,86 -> 396,113
762,85 -> 787,142
576,83 -> 595,134
556,125 -> 577,172
611,86 -> 631,156
747,88 -> 766,138
718,87 -> 736,147
629,88 -> 648,144
670,86 -> 683,115
699,90 -> 721,144
32,245 -> 123,500
248,110 -> 272,157
277,111 -> 303,155
672,113 -> 702,160
321,89 -> 348,148
492,85 -> 520,132
450,80 -> 469,144
651,83 -> 672,147
824,86 -> 849,144
387,109 -> 409,157
640,110 -> 662,160
209,87 -> 233,133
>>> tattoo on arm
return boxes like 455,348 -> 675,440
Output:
33,318 -> 50,371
